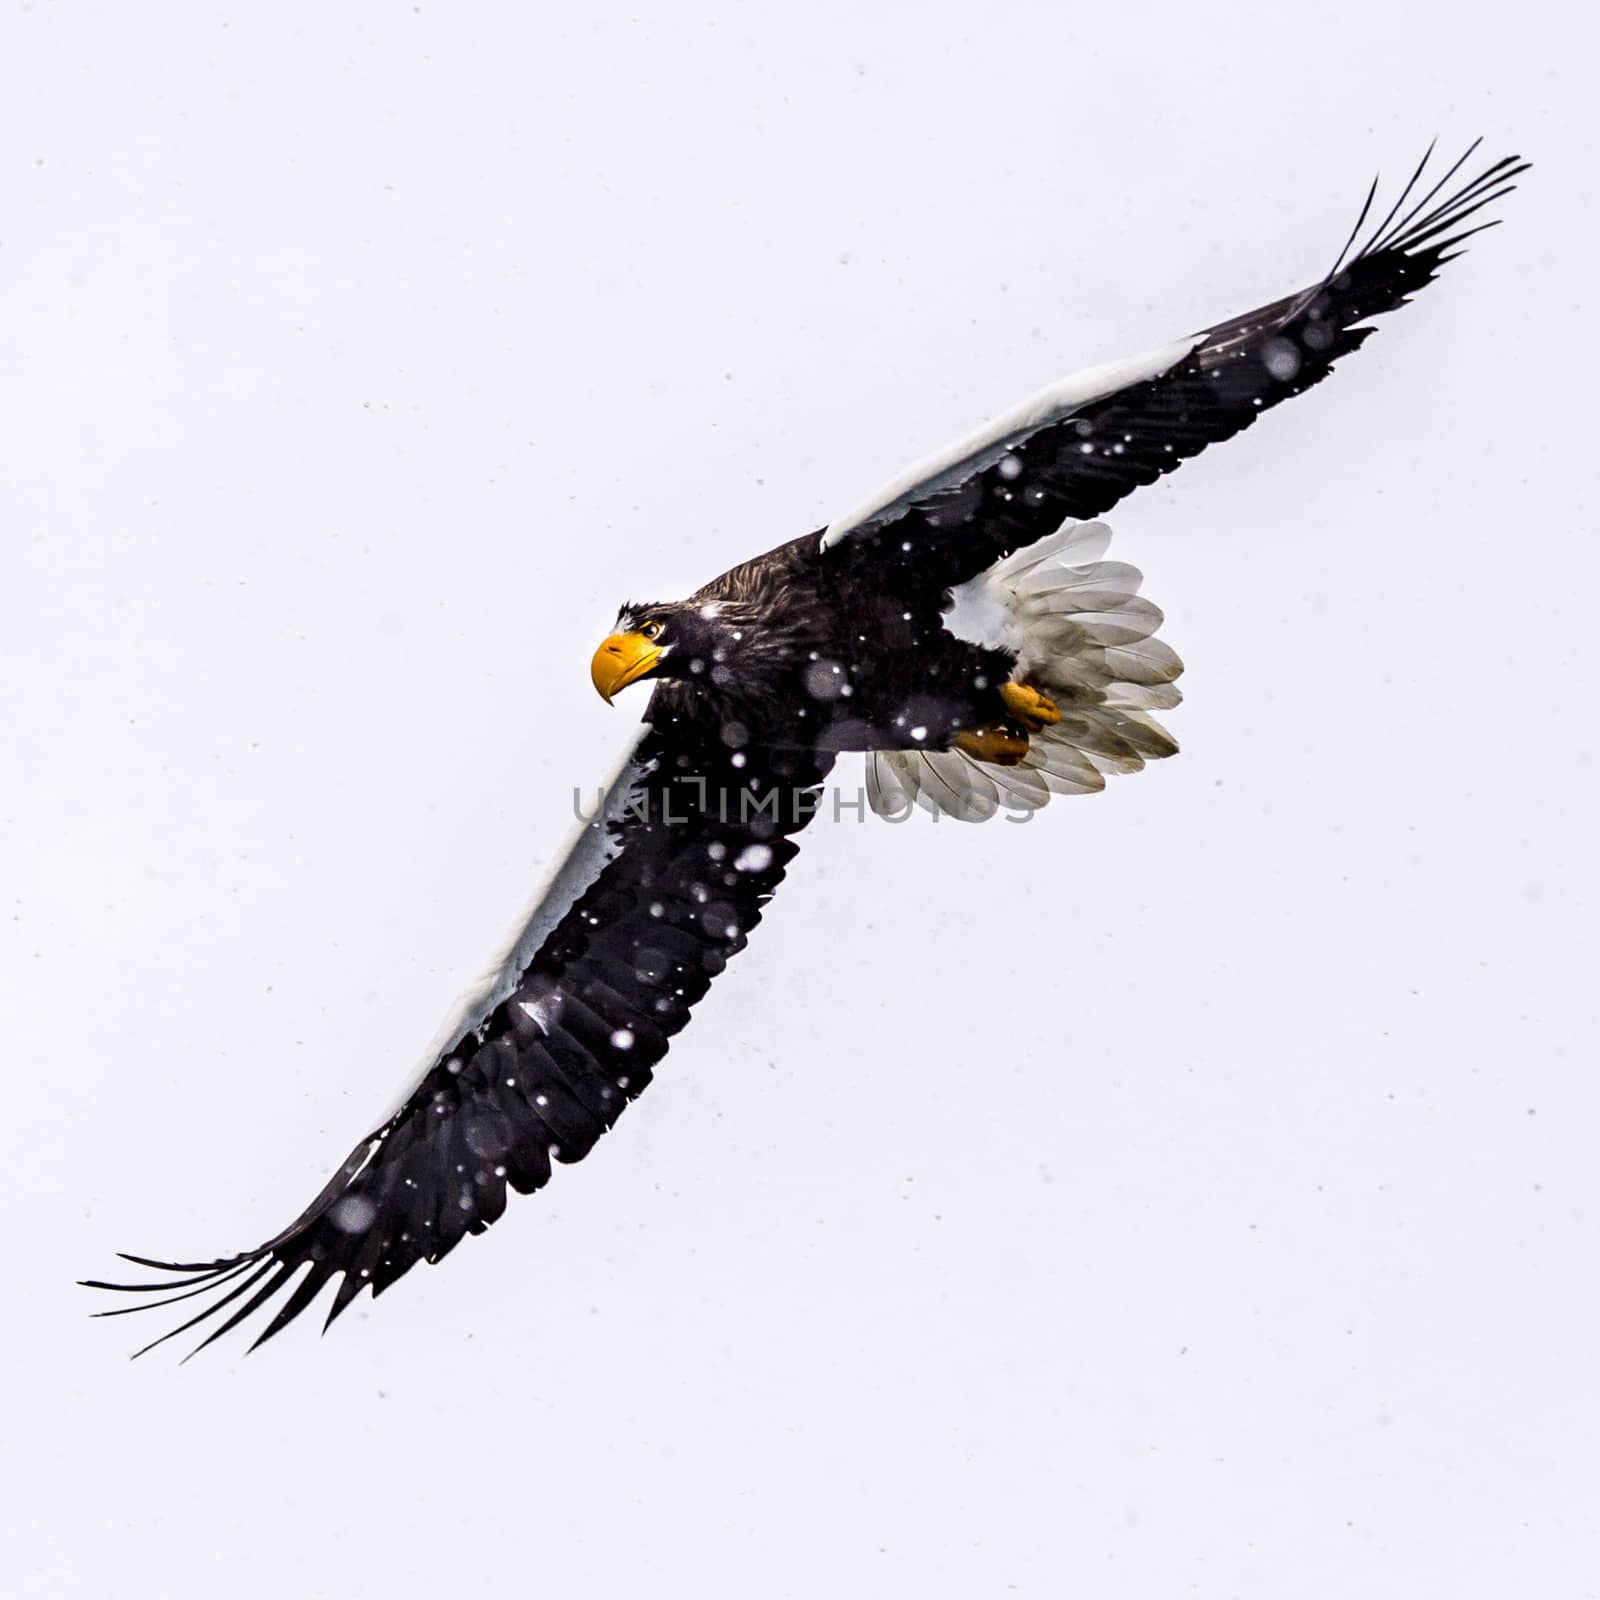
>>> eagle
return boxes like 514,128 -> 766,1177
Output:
86,143 -> 1526,1357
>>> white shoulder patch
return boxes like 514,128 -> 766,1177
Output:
819,335 -> 1200,549
379,734 -> 655,1119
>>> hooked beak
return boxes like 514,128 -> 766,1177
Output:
590,631 -> 665,704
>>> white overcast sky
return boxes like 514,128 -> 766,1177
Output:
4,3 -> 1597,1597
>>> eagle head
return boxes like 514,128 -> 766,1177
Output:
590,599 -> 746,704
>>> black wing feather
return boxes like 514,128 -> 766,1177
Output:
85,727 -> 831,1357
832,144 -> 1528,595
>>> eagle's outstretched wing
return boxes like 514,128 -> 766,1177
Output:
84,727 -> 832,1357
820,143 -> 1527,589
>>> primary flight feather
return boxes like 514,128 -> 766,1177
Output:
85,143 -> 1527,1357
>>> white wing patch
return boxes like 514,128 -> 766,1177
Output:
819,337 -> 1200,550
866,520 -> 1183,821
381,735 -> 656,1118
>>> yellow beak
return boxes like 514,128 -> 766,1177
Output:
590,630 -> 665,704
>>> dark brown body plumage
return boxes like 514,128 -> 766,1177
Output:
646,531 -> 1017,755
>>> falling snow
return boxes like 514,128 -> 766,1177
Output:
329,1194 -> 378,1234
1262,336 -> 1302,380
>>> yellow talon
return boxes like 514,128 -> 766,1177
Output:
999,681 -> 1061,732
952,725 -> 1030,765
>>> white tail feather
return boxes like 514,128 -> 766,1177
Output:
866,520 -> 1183,821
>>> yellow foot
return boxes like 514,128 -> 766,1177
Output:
952,724 -> 1030,766
999,681 -> 1061,732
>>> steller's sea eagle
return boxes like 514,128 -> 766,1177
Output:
85,143 -> 1527,1357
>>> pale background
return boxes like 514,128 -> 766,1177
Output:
4,3 -> 1596,1596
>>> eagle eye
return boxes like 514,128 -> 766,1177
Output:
640,620 -> 663,640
